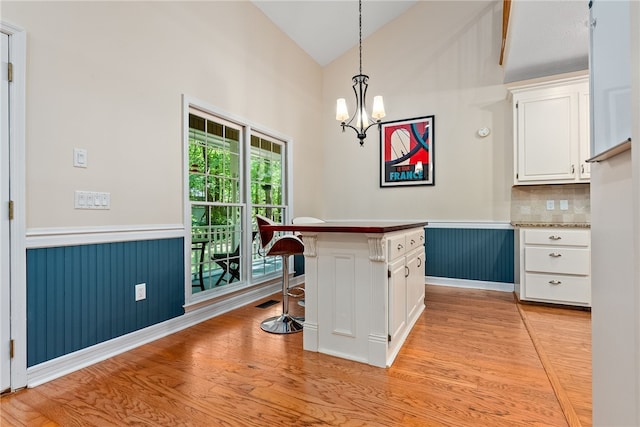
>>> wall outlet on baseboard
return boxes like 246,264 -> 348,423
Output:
546,200 -> 555,210
135,283 -> 146,301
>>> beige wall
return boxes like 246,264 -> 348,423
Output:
3,1 -> 324,228
5,0 -> 512,228
321,0 -> 511,222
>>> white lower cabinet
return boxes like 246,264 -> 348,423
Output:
304,224 -> 426,368
516,227 -> 591,307
387,232 -> 425,348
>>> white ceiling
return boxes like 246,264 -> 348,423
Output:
504,0 -> 590,82
252,0 -> 590,82
251,1 -> 417,67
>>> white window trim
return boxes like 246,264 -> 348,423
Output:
181,95 -> 295,309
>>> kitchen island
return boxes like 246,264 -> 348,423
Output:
263,221 -> 427,367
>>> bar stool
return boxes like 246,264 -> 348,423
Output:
256,215 -> 305,334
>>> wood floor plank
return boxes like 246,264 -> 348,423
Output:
518,302 -> 592,427
1,286 -> 584,426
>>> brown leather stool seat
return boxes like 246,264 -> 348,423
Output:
256,215 -> 305,334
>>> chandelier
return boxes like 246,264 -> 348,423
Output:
335,0 -> 386,146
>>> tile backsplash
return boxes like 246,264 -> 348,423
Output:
511,184 -> 590,224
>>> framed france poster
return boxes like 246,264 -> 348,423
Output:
379,115 -> 434,187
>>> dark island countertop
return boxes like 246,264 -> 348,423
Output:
264,221 -> 429,234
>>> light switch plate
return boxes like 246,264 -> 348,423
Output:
75,191 -> 110,209
73,148 -> 87,168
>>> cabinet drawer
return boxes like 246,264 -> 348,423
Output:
525,247 -> 590,275
388,234 -> 406,261
524,228 -> 590,247
524,273 -> 591,304
406,230 -> 425,252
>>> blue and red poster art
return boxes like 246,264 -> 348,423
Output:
379,115 -> 434,187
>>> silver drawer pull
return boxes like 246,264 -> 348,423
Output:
397,243 -> 403,250
549,280 -> 562,285
549,252 -> 562,257
549,235 -> 562,240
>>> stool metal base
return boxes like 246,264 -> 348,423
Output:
260,314 -> 304,334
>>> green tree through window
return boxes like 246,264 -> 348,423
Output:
188,109 -> 287,295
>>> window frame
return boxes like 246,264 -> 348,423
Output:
182,95 -> 294,308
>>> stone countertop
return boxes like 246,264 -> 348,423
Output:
511,222 -> 591,229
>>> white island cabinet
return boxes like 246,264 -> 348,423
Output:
264,221 -> 427,367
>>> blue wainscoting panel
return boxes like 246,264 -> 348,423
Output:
294,254 -> 304,277
26,238 -> 185,367
426,228 -> 514,283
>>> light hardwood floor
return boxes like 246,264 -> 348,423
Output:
1,285 -> 591,426
518,302 -> 592,427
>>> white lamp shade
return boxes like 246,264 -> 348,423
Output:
336,98 -> 349,121
371,95 -> 386,120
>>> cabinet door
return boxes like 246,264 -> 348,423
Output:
388,257 -> 407,344
516,92 -> 577,183
579,90 -> 591,180
406,249 -> 425,321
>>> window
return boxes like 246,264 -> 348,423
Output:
185,103 -> 290,300
250,134 -> 286,277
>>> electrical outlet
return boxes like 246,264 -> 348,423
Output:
546,200 -> 555,210
135,283 -> 146,301
560,200 -> 569,211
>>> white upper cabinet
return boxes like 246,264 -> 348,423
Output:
510,75 -> 590,185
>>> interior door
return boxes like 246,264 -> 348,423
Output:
0,31 -> 11,393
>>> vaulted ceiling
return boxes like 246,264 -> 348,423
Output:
252,0 -> 590,83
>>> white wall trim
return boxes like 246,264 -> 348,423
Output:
426,221 -> 513,230
426,276 -> 515,293
27,281 -> 282,388
26,224 -> 185,248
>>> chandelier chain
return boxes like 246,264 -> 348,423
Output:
359,0 -> 362,75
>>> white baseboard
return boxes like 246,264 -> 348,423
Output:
426,276 -> 514,293
26,282 -> 281,388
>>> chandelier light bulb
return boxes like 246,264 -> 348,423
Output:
357,109 -> 370,128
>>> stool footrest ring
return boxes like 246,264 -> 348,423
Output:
287,287 -> 305,298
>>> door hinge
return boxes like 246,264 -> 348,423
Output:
387,269 -> 391,278
9,339 -> 14,358
8,200 -> 14,220
7,62 -> 12,83
515,101 -> 518,108
388,334 -> 391,342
